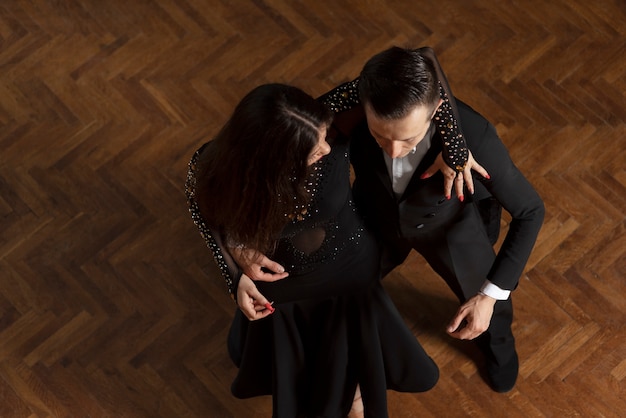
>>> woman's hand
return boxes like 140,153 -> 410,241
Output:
236,274 -> 275,320
229,247 -> 289,282
421,150 -> 490,201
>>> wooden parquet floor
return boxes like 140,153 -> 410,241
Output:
0,0 -> 624,417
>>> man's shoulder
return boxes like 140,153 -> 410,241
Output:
456,99 -> 489,124
455,98 -> 496,143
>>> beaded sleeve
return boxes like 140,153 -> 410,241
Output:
318,47 -> 469,171
185,146 -> 241,300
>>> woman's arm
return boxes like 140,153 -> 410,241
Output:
185,147 -> 243,299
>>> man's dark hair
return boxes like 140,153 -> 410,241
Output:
359,46 -> 440,119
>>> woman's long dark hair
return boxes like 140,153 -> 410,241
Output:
195,84 -> 333,254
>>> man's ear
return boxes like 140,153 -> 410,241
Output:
431,98 -> 444,118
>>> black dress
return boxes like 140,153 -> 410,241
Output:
186,132 -> 439,418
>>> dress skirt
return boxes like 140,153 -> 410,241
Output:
227,232 -> 439,418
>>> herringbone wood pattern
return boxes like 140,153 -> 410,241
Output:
0,0 -> 624,416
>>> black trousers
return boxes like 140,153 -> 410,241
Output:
380,198 -> 515,367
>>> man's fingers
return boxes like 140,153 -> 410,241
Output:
254,270 -> 289,282
451,323 -> 484,340
447,310 -> 489,340
447,315 -> 476,340
449,327 -> 475,340
243,265 -> 289,282
259,257 -> 286,274
248,257 -> 288,282
447,311 -> 465,334
257,256 -> 289,282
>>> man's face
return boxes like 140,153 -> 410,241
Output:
364,100 -> 441,159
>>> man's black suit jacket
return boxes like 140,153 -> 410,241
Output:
346,100 -> 545,297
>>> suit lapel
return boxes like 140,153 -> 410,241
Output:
360,129 -> 396,199
375,155 -> 394,198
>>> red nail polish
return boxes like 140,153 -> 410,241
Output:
484,174 -> 491,180
446,195 -> 451,200
264,303 -> 275,313
459,195 -> 464,202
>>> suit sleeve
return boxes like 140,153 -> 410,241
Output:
464,108 -> 545,290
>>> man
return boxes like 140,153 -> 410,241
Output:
341,46 -> 544,392
236,46 -> 544,393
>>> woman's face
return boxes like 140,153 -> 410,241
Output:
307,125 -> 331,166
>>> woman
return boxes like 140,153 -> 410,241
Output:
186,84 -> 439,417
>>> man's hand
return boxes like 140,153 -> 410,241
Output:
229,247 -> 289,282
446,293 -> 497,340
421,150 -> 490,201
237,274 -> 275,320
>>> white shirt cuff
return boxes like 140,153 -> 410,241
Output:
479,280 -> 511,300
